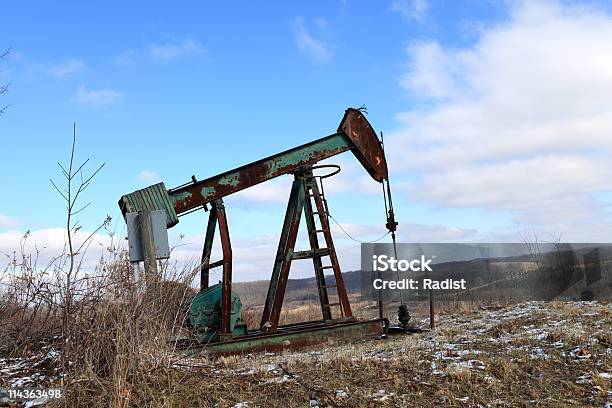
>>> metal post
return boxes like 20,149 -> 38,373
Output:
140,210 -> 159,288
269,189 -> 304,330
429,289 -> 435,330
377,267 -> 384,320
215,199 -> 233,338
201,205 -> 218,291
261,177 -> 304,331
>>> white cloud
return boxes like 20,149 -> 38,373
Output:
391,0 -> 429,22
48,58 -> 85,78
148,39 -> 205,61
388,0 -> 612,240
328,219 -> 475,244
4,54 -> 85,79
0,214 -> 19,229
0,228 -> 115,272
398,222 -> 476,242
72,85 -> 123,106
400,41 -> 459,99
411,155 -> 611,210
115,50 -> 137,65
292,17 -> 334,62
137,170 -> 161,184
115,39 -> 206,65
228,177 -> 291,204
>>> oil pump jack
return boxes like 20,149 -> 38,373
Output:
119,108 -> 399,354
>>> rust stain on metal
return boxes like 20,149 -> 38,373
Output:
178,318 -> 387,356
338,108 -> 388,182
216,199 -> 233,336
168,108 -> 388,216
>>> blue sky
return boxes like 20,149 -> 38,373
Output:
1,1 -> 612,280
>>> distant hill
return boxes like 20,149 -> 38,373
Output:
233,270 -> 364,307
234,245 -> 612,306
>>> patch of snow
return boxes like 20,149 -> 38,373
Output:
264,374 -> 292,384
266,364 -> 281,374
432,369 -> 446,377
10,376 -> 34,387
24,398 -> 48,408
570,348 -> 592,360
598,372 -> 611,379
241,368 -> 257,375
371,389 -> 394,401
335,389 -> 348,398
575,373 -> 591,384
530,347 -> 550,360
459,359 -> 486,370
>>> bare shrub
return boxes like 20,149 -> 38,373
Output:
0,129 -> 201,407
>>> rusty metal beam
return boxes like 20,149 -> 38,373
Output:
214,199 -> 232,337
337,108 -> 388,183
118,109 -> 388,229
169,132 -> 353,215
178,318 -> 388,356
167,109 -> 388,216
260,176 -> 305,331
200,205 -> 218,291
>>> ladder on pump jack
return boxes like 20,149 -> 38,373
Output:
302,167 -> 348,321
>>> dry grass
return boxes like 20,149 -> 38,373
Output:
1,227 -> 609,408
0,248 -> 200,407
59,300 -> 611,407
1,169 -> 609,407
161,300 -> 609,408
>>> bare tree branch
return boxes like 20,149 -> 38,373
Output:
0,48 -> 11,115
48,122 -> 110,373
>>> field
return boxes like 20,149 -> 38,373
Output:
1,292 -> 610,407
1,225 -> 610,407
135,301 -> 612,407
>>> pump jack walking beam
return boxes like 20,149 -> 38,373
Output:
119,109 -> 388,229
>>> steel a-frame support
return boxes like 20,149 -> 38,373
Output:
200,198 -> 233,337
260,168 -> 353,332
